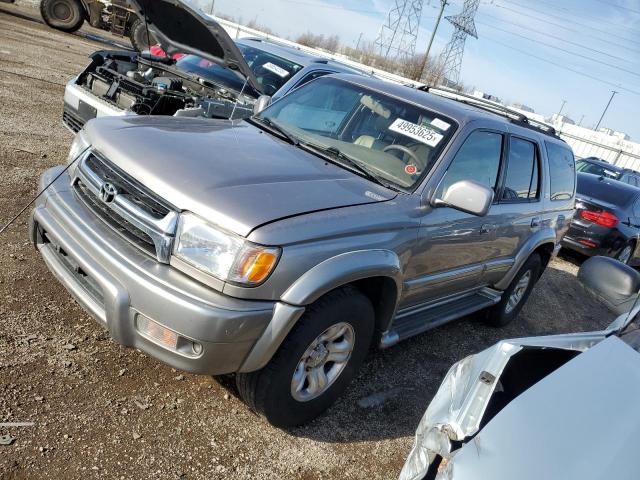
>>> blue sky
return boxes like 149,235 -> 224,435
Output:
204,0 -> 640,139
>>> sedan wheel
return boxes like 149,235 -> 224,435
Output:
617,244 -> 633,265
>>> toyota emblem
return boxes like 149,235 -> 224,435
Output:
99,182 -> 118,203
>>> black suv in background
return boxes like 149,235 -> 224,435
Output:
562,172 -> 640,265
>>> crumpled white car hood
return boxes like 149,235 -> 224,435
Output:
399,329 -> 611,480
445,335 -> 640,480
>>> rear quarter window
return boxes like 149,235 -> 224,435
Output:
545,142 -> 576,201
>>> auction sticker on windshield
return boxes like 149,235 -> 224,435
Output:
262,62 -> 289,78
389,118 -> 443,147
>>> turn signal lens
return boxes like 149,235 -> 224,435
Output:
233,250 -> 279,284
137,314 -> 178,349
580,210 -> 619,228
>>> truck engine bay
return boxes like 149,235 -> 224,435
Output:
77,50 -> 254,119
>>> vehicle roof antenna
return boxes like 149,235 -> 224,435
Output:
229,76 -> 249,121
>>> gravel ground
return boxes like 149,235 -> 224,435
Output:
0,6 -> 616,480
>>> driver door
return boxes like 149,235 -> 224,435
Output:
402,129 -> 507,307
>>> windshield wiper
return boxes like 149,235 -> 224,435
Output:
303,143 -> 399,191
249,117 -> 299,145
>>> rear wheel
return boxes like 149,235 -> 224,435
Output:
128,18 -> 156,52
40,0 -> 85,33
485,253 -> 541,327
236,286 -> 374,428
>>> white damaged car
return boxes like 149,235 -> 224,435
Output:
400,255 -> 640,480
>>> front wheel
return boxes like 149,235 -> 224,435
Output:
485,253 -> 541,327
236,286 -> 374,428
40,0 -> 85,33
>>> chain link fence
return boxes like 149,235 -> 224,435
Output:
558,131 -> 640,171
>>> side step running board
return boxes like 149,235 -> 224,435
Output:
380,288 -> 502,348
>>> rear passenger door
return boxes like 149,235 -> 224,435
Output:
483,135 -> 544,284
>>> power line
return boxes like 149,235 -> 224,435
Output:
594,0 -> 640,15
483,35 -> 640,97
475,20 -> 640,78
495,0 -> 640,49
477,11 -> 637,64
519,0 -> 640,33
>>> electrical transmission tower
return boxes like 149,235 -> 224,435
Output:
374,0 -> 424,61
438,0 -> 480,86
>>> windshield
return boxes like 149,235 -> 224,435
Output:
576,159 -> 621,179
175,44 -> 303,97
256,77 -> 457,190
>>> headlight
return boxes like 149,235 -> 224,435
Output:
173,212 -> 280,285
66,130 -> 90,177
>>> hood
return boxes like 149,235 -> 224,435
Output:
399,329 -> 609,480
443,336 -> 640,480
83,116 -> 395,237
129,0 -> 262,94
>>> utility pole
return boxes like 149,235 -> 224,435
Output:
209,0 -> 215,15
578,114 -> 585,126
355,32 -> 363,50
558,99 -> 567,116
419,0 -> 448,82
595,90 -> 617,131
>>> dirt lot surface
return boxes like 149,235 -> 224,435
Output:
0,6 -> 616,480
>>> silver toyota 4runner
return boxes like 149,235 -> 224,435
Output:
31,72 -> 576,427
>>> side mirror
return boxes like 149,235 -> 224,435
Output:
578,256 -> 640,315
433,180 -> 494,217
253,95 -> 272,115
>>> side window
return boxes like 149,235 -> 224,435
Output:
501,137 -> 540,201
437,130 -> 503,198
545,142 -> 576,201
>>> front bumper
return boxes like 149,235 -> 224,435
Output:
31,166 -> 279,375
63,79 -> 133,134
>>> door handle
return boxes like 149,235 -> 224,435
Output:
480,224 -> 496,234
531,217 -> 541,228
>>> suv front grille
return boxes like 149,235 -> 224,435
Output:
72,151 -> 178,262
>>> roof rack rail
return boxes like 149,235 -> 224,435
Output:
419,85 -> 558,138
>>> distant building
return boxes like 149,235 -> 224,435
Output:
550,114 -> 575,125
511,102 -> 534,113
471,90 -> 501,103
599,127 -> 630,141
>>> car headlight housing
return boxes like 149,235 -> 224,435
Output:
66,129 -> 90,177
173,213 -> 280,286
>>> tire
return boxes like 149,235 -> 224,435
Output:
616,241 -> 635,265
40,0 -> 85,33
128,18 -> 155,52
236,286 -> 375,428
485,253 -> 542,327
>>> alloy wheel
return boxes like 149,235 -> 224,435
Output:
290,322 -> 355,402
505,270 -> 532,314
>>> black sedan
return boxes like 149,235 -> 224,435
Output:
576,157 -> 640,187
562,172 -> 640,265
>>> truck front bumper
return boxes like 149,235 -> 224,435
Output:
31,167 -> 287,376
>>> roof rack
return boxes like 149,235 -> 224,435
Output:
419,85 -> 558,138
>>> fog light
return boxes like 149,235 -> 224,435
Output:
136,314 -> 178,350
192,342 -> 203,355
